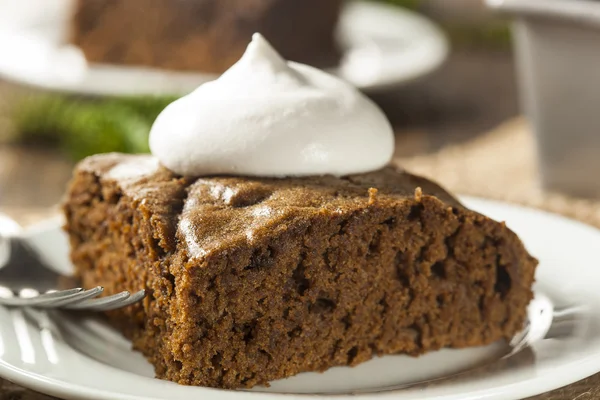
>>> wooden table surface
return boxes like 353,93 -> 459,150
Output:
0,50 -> 597,400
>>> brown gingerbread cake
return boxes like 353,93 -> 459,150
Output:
63,153 -> 537,389
70,0 -> 343,73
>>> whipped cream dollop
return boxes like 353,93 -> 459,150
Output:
149,33 -> 394,177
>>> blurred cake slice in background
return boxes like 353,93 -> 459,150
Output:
70,0 -> 343,73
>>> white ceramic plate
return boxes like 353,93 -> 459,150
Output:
1,196 -> 600,400
0,0 -> 448,96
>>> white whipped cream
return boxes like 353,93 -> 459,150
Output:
149,33 -> 394,177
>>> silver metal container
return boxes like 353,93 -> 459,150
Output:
486,0 -> 600,198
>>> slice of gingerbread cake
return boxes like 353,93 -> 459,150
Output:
63,154 -> 536,388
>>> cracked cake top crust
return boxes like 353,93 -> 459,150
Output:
76,153 -> 467,258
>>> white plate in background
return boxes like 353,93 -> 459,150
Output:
0,0 -> 448,96
0,197 -> 599,399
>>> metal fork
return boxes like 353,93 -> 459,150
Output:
0,215 -> 145,311
508,292 -> 589,356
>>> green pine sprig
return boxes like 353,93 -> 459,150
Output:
11,95 -> 177,160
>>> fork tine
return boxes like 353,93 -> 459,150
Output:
85,290 -> 146,312
36,286 -> 104,308
30,288 -> 83,300
99,290 -> 146,311
65,290 -> 131,310
0,288 -> 85,307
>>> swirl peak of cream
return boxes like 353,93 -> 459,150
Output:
149,33 -> 394,177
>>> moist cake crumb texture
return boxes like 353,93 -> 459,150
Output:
63,153 -> 537,389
